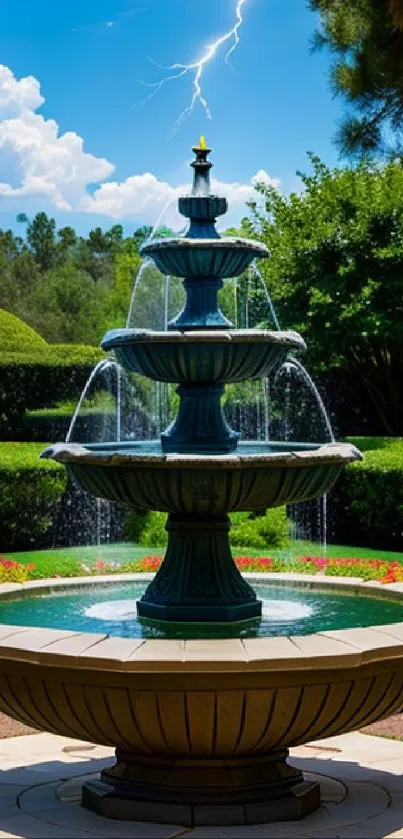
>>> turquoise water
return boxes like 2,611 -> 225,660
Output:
0,582 -> 402,639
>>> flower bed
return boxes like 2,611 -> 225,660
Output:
2,553 -> 403,585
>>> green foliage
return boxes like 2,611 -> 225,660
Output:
0,213 -> 160,346
0,345 -> 104,438
335,436 -> 403,549
230,509 -> 290,549
102,240 -> 142,330
246,157 -> 403,434
28,264 -> 106,345
126,508 -> 290,550
138,512 -> 169,547
0,443 -> 66,552
310,0 -> 403,156
0,308 -> 47,351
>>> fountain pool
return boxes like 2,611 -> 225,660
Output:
1,578 -> 403,639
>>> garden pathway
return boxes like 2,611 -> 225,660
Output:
1,730 -> 403,837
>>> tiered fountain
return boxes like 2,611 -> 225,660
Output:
46,139 -> 357,628
3,141 -> 403,828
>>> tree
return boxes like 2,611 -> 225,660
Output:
245,154 -> 403,435
30,264 -> 104,345
26,212 -> 57,272
58,226 -> 77,253
102,240 -> 142,331
310,0 -> 403,157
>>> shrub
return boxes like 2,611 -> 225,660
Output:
0,345 -> 104,439
0,309 -> 47,352
138,512 -> 169,547
0,443 -> 67,552
22,406 -> 112,443
132,507 -> 290,550
230,509 -> 289,549
331,437 -> 403,550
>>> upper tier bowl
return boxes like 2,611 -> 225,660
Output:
101,329 -> 306,384
140,237 -> 268,278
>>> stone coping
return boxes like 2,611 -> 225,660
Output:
140,235 -> 269,257
1,574 -> 403,673
101,328 -> 305,348
41,441 -> 361,469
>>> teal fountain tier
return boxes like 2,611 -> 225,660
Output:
42,140 -> 362,624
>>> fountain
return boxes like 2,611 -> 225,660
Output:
2,140 -> 403,827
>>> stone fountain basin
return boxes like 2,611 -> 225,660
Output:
140,236 -> 268,278
101,329 -> 306,383
0,575 -> 403,757
42,441 -> 361,513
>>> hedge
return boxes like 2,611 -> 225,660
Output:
0,443 -> 66,551
0,443 -> 124,552
0,309 -> 47,352
22,407 -> 114,443
0,346 -> 104,439
1,437 -> 402,554
329,437 -> 403,550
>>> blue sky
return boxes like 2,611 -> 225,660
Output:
0,0 -> 344,234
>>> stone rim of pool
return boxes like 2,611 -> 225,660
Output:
1,573 -> 403,825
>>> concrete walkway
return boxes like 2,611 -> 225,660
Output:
1,731 -> 403,838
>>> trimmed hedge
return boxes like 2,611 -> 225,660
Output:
0,346 -> 104,439
2,438 -> 402,553
0,309 -> 47,352
23,407 -> 113,443
0,442 -> 124,552
0,443 -> 66,551
330,437 -> 403,550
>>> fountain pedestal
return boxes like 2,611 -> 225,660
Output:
161,384 -> 239,454
82,749 -> 320,825
137,513 -> 261,622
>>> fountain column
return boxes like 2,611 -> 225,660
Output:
137,514 -> 259,622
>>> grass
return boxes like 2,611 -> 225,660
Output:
4,539 -> 403,577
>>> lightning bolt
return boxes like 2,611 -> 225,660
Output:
139,0 -> 250,137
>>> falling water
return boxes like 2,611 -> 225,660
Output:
285,357 -> 335,442
66,359 -> 116,443
274,357 -> 334,556
245,268 -> 251,329
250,262 -> 281,331
262,377 -> 270,442
126,259 -> 153,328
146,200 -> 176,241
116,365 -> 121,443
66,358 -> 126,552
164,275 -> 171,330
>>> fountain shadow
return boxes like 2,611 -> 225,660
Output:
0,739 -> 403,836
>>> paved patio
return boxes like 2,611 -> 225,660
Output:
1,731 -> 403,838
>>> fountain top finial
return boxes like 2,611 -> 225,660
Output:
191,137 -> 213,197
177,139 -> 228,235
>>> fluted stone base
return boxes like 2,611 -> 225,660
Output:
82,750 -> 320,825
137,513 -> 261,622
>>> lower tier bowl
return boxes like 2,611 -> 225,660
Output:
41,440 -> 361,514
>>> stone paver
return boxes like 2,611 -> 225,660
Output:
1,731 -> 403,837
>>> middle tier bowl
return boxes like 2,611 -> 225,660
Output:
101,329 -> 306,383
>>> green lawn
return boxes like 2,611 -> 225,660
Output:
4,540 -> 403,576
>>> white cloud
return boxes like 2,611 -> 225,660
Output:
81,170 -> 280,228
0,65 -> 114,211
0,64 -> 280,225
